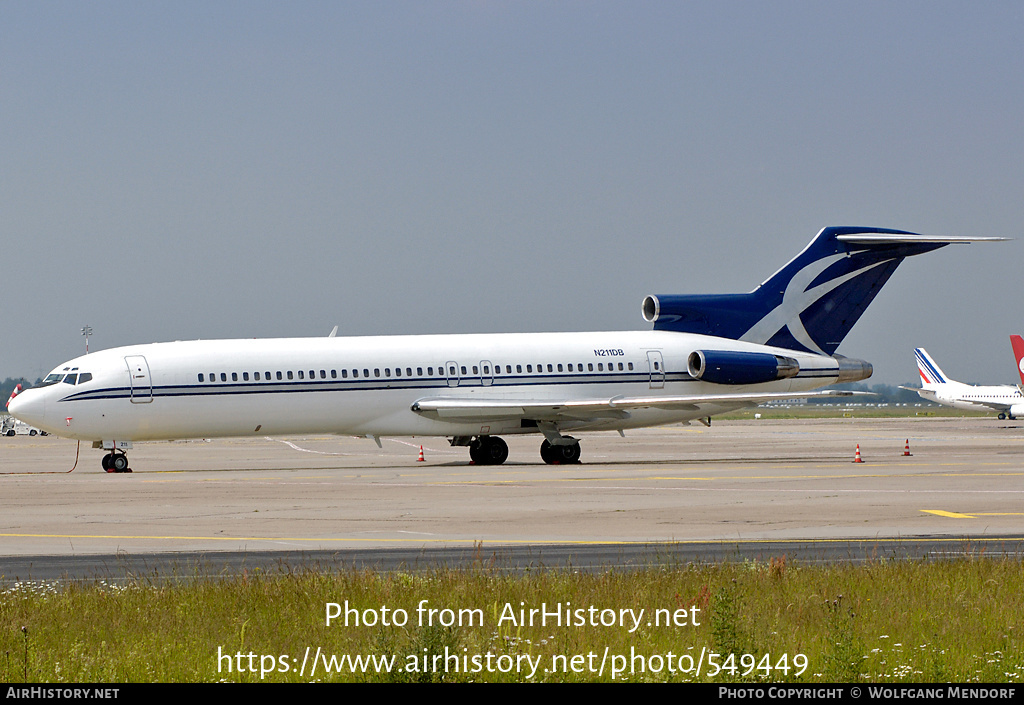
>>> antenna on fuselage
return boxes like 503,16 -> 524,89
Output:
328,326 -> 338,338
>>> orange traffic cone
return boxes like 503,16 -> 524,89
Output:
902,439 -> 912,457
417,445 -> 425,462
854,444 -> 864,463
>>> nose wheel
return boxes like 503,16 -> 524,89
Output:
101,452 -> 132,473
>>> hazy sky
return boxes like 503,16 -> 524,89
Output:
2,1 -> 1021,385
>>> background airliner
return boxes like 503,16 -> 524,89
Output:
903,338 -> 1024,419
8,226 -> 1001,472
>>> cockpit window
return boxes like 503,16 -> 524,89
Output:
78,373 -> 92,384
63,374 -> 78,385
38,373 -> 64,388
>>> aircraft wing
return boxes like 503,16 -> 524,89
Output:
411,390 -> 862,423
962,399 -> 1014,412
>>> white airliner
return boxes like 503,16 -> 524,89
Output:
903,337 -> 1024,419
8,226 -> 1001,472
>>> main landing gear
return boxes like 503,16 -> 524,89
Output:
458,432 -> 582,465
540,438 -> 581,465
101,451 -> 132,473
469,436 -> 509,465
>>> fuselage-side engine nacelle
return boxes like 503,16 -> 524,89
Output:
687,350 -> 799,385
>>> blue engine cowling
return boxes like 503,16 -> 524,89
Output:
687,350 -> 800,385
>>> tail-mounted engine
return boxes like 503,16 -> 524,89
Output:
687,350 -> 800,385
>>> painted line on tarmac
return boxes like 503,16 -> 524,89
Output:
923,510 -> 1024,519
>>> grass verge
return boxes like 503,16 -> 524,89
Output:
3,557 -> 1022,682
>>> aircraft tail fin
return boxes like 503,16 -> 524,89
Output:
643,227 -> 1004,355
1011,335 -> 1024,387
914,348 -> 952,387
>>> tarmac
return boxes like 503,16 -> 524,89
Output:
2,416 -> 1022,557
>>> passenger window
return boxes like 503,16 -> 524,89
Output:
243,372 -> 250,381
628,362 -> 634,371
395,368 -> 401,377
198,373 -> 204,382
342,369 -> 348,378
588,364 -> 593,372
309,370 -> 315,379
417,367 -> 423,376
330,370 -> 336,379
298,371 -> 304,380
385,368 -> 391,377
506,365 -> 512,374
407,368 -> 412,377
472,366 -> 478,375
517,365 -> 522,373
527,365 -> 532,373
363,369 -> 369,378
353,369 -> 359,378
255,372 -> 261,380
287,371 -> 294,380
220,373 -> 227,382
547,364 -> 553,372
277,371 -> 283,380
461,366 -> 467,375
232,373 -> 238,381
320,370 -> 326,379
374,369 -> 381,378
567,364 -> 573,372
557,364 -> 563,372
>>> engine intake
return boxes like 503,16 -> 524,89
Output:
688,350 -> 800,385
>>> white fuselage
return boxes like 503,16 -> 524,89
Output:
919,381 -> 1024,415
12,330 -> 844,443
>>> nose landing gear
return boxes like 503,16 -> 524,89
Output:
101,452 -> 132,473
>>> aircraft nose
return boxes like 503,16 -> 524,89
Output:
7,389 -> 45,426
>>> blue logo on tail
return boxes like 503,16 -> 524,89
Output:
645,227 -> 949,355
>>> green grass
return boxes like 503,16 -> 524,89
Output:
3,558 -> 1023,682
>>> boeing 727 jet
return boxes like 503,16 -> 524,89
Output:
903,338 -> 1024,419
8,226 -> 1001,471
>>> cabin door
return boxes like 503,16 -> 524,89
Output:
125,355 -> 153,403
480,360 -> 494,387
445,360 -> 460,388
646,350 -> 665,389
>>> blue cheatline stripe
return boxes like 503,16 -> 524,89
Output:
914,349 -> 946,384
58,373 -> 672,403
55,366 -> 841,404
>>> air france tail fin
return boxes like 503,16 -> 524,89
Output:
643,226 -> 1004,355
914,348 -> 952,387
1011,335 -> 1024,387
